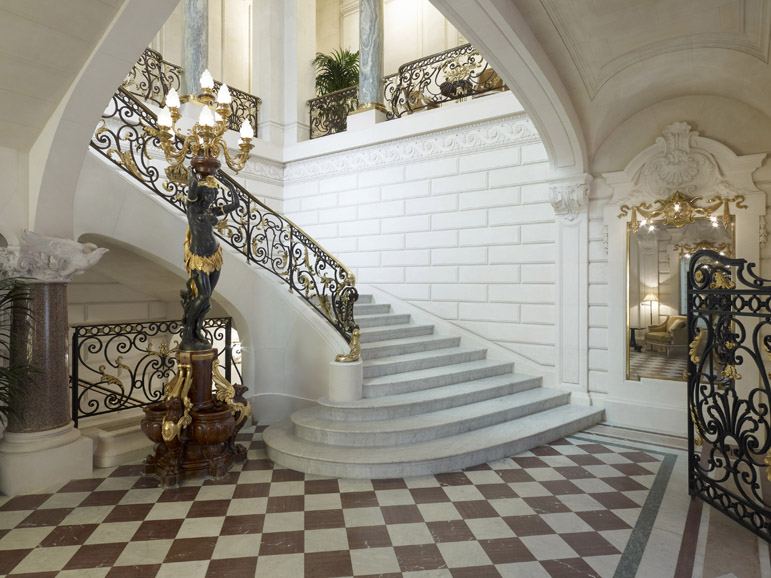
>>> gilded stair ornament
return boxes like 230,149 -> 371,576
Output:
336,328 -> 361,363
161,362 -> 193,442
710,271 -> 735,290
689,329 -> 705,364
211,359 -> 251,425
618,191 -> 746,232
689,403 -> 704,447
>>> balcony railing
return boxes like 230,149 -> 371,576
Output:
122,48 -> 261,138
308,43 -> 507,139
70,317 -> 238,426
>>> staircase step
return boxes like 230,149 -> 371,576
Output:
357,294 -> 374,304
354,303 -> 391,315
264,404 -> 605,478
356,313 -> 412,328
318,373 -> 542,420
361,335 -> 461,360
363,359 -> 514,397
359,323 -> 434,343
363,346 -> 486,379
292,387 -> 571,446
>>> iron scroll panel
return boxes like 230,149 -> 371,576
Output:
308,85 -> 359,139
121,48 -> 183,107
70,317 -> 233,426
90,88 -> 358,341
687,250 -> 771,541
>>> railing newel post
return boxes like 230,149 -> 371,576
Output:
71,329 -> 79,428
225,318 -> 232,384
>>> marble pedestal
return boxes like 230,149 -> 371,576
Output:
347,108 -> 386,132
328,359 -> 363,402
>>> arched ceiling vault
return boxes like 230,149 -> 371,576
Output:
431,0 -> 771,174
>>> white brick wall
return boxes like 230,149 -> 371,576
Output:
587,189 -> 611,393
283,127 -> 557,369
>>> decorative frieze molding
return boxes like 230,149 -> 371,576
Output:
284,114 -> 538,182
548,175 -> 592,222
0,230 -> 107,283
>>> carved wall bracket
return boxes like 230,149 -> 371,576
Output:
549,176 -> 592,222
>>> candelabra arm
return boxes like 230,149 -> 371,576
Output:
220,140 -> 251,173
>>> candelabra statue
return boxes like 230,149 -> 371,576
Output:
141,70 -> 253,487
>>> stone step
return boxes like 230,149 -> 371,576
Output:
356,313 -> 412,329
264,404 -> 605,478
359,323 -> 435,343
363,359 -> 514,397
363,346 -> 487,379
316,373 -> 542,421
353,303 -> 391,315
357,294 -> 374,304
292,387 -> 571,447
361,335 -> 461,361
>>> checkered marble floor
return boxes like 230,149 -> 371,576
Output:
0,425 -> 719,577
630,349 -> 687,381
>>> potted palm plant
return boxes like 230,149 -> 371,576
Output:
311,49 -> 360,136
0,278 -> 33,428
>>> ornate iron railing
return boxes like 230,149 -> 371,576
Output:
70,317 -> 235,426
122,48 -> 183,107
385,43 -> 506,119
213,80 -> 261,134
308,85 -> 359,139
687,250 -> 771,541
90,87 -> 358,341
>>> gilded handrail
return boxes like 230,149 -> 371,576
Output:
90,87 -> 359,342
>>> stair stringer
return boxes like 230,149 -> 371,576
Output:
359,283 -> 557,387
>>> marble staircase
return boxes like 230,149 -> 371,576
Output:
264,294 -> 603,478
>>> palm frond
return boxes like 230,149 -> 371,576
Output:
313,49 -> 360,96
0,277 -> 34,427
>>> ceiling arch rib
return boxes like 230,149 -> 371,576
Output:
430,0 -> 587,178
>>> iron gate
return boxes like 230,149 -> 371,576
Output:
687,249 -> 771,541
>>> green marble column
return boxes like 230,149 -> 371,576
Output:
358,0 -> 384,108
183,0 -> 208,95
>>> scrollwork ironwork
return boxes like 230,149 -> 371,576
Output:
121,48 -> 183,107
213,80 -> 261,135
308,86 -> 359,139
687,249 -> 771,541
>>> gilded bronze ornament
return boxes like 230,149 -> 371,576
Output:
618,191 -> 746,232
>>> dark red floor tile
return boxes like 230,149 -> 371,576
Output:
7,572 -> 59,578
220,514 -> 265,535
132,476 -> 161,489
79,490 -> 129,507
266,495 -> 305,513
480,537 -> 537,564
541,557 -> 601,578
523,496 -> 572,514
39,524 -> 98,547
18,508 -> 72,527
504,515 -> 557,536
577,510 -> 632,531
106,565 -> 161,578
236,432 -> 254,441
566,454 -> 604,466
577,444 -> 613,454
259,530 -> 304,555
511,456 -> 549,468
371,478 -> 408,491
530,446 -> 562,456
611,463 -> 654,476
305,479 -> 340,494
304,550 -> 353,578
104,503 -> 154,523
550,438 -> 573,446
163,536 -> 218,563
463,462 -> 493,471
539,480 -> 584,495
561,531 -> 620,557
255,425 -> 269,433
356,574 -> 402,578
340,491 -> 379,509
497,469 -> 535,483
476,483 -> 518,500
58,478 -> 105,493
555,466 -> 595,480
0,548 -> 32,574
381,504 -> 423,524
346,525 -> 392,549
395,544 -> 447,572
435,472 -> 472,486
409,486 -> 450,503
451,566 -> 502,578
110,464 -> 145,477
619,451 -> 658,463
202,471 -> 240,486
158,487 -> 200,502
206,557 -> 258,578
0,494 -> 52,511
271,468 -> 305,482
427,520 -> 475,542
590,492 -> 640,510
233,482 -> 270,499
601,477 -> 648,492
187,499 -> 231,518
305,508 -> 345,530
132,518 -> 184,541
454,500 -> 499,519
242,459 -> 274,471
63,542 -> 126,570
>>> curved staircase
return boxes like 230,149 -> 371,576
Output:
264,294 -> 604,478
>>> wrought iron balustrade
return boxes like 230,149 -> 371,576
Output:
213,80 -> 261,134
70,317 -> 235,426
384,43 -> 506,119
90,87 -> 358,342
308,85 -> 359,139
122,48 -> 183,107
687,250 -> 771,541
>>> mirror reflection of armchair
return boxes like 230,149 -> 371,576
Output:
644,315 -> 687,355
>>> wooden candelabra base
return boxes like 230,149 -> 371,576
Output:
141,348 -> 250,488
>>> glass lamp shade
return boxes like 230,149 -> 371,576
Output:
157,106 -> 173,128
642,293 -> 659,303
166,87 -> 180,108
240,120 -> 254,140
200,69 -> 214,90
198,106 -> 215,127
217,84 -> 232,105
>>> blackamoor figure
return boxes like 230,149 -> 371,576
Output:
180,169 -> 240,350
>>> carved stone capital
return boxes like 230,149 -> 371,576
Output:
549,176 -> 592,222
0,230 -> 108,283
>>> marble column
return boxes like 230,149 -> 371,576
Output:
348,0 -> 386,131
0,230 -> 107,496
549,176 -> 592,405
183,0 -> 208,96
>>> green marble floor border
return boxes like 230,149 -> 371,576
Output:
569,435 -> 678,578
